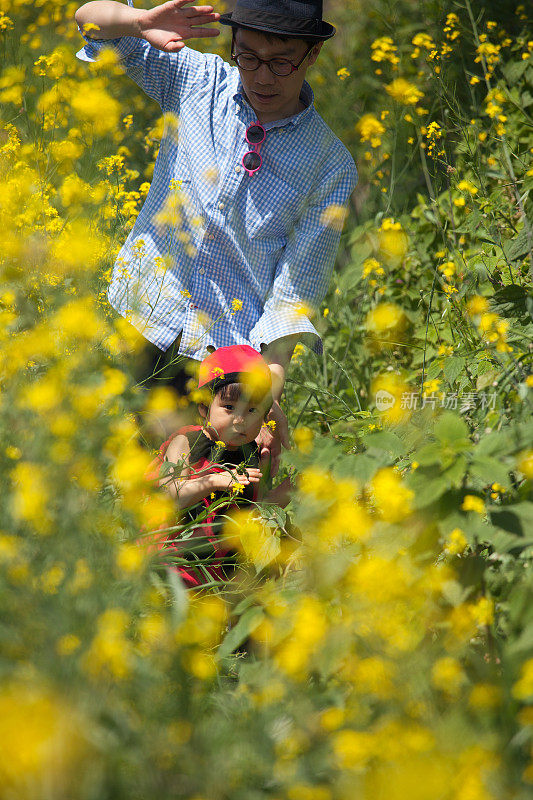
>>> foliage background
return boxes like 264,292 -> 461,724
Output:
0,0 -> 533,798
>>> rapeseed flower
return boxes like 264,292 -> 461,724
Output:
370,467 -> 414,522
462,495 -> 485,514
365,302 -> 409,350
386,78 -> 423,105
356,113 -> 385,147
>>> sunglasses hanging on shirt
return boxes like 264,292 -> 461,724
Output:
242,122 -> 266,176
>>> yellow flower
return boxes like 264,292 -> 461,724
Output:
431,657 -> 466,696
294,426 -> 314,453
0,683 -> 86,789
371,36 -> 399,65
371,372 -> 412,424
56,634 -> 82,656
512,659 -> 533,700
458,179 -> 478,194
466,295 -> 489,316
462,495 -> 485,514
336,67 -> 350,80
362,257 -> 384,278
365,303 -> 409,350
333,729 -> 374,769
377,219 -> 409,267
83,608 -> 133,681
517,449 -> 533,479
371,467 -> 414,522
472,596 -> 494,627
116,542 -> 147,574
231,297 -> 243,312
224,509 -> 280,570
356,113 -> 385,147
469,683 -> 502,710
422,378 -> 441,396
71,83 -> 121,136
444,528 -> 468,556
386,78 -> 423,105
320,204 -> 347,231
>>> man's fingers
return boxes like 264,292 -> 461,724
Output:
187,14 -> 220,28
164,40 -> 186,52
183,5 -> 218,15
185,26 -> 220,36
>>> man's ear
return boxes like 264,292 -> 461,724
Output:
198,403 -> 208,419
308,42 -> 323,66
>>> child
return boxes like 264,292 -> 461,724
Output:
148,344 -> 289,588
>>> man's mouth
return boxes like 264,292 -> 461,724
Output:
253,90 -> 277,102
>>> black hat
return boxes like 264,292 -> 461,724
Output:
219,0 -> 335,42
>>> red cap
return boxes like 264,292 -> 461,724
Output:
198,345 -> 272,395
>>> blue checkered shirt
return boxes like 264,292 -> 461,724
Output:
77,30 -> 357,360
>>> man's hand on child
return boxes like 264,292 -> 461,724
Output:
138,0 -> 221,53
256,401 -> 290,477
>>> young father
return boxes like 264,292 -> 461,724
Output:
75,0 -> 357,472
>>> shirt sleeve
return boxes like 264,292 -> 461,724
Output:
248,157 -> 358,355
76,8 -> 210,110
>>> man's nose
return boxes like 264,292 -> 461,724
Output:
255,63 -> 275,84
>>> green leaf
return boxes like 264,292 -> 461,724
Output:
409,472 -> 449,509
217,607 -> 265,660
489,503 -> 533,538
443,357 -> 466,386
442,455 -> 468,487
165,567 -> 189,624
491,284 -> 530,318
503,59 -> 529,84
475,431 -> 510,456
413,443 -> 442,466
434,412 -> 470,445
470,457 -> 511,488
502,230 -> 532,264
361,430 -> 405,457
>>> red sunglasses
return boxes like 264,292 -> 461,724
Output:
242,122 -> 266,176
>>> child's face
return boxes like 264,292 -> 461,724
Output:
203,392 -> 266,449
233,28 -> 322,123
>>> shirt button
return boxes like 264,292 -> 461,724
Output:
209,234 -> 215,240
218,202 -> 225,210
199,268 -> 205,275
235,165 -> 242,174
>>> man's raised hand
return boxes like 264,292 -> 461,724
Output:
138,0 -> 220,53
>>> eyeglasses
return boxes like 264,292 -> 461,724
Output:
242,122 -> 266,176
231,44 -> 315,77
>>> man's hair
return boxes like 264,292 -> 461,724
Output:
232,25 -> 317,50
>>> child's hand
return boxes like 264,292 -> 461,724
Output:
138,0 -> 220,53
212,467 -> 263,492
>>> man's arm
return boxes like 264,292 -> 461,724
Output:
249,159 -> 357,358
257,334 -> 299,467
75,0 -> 220,53
251,159 -> 357,471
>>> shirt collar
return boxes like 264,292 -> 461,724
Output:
232,70 -> 315,129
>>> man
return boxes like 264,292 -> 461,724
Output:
75,0 -> 357,472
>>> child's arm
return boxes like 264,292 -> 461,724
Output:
161,434 -> 262,510
75,0 -> 220,53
